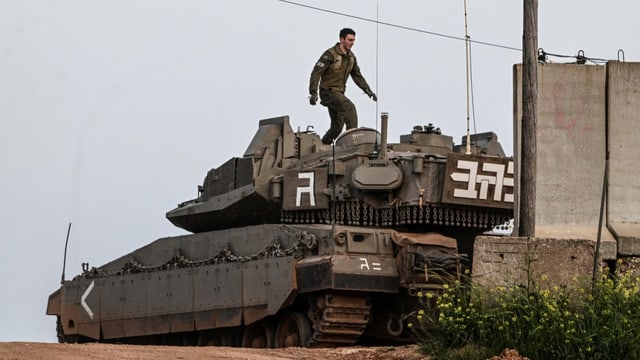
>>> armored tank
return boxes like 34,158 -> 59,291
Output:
46,114 -> 513,347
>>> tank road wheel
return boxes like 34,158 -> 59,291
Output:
241,320 -> 275,348
197,330 -> 219,346
220,328 -> 241,347
274,311 -> 312,348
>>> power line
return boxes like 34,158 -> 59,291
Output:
279,0 -> 623,63
278,0 -> 522,52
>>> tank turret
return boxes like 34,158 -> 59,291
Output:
167,114 -> 512,234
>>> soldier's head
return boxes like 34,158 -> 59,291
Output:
339,28 -> 356,52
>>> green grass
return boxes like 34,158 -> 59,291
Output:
411,263 -> 640,359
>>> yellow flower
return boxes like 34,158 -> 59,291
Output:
417,291 -> 423,298
407,322 -> 413,328
541,274 -> 548,281
418,309 -> 425,316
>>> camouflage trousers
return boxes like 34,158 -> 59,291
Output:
319,89 -> 358,144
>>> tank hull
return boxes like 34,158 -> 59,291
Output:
47,223 -> 460,346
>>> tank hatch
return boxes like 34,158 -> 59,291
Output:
455,131 -> 506,157
335,127 -> 380,147
394,124 -> 454,155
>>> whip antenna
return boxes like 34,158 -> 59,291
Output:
464,0 -> 472,155
331,141 -> 337,237
61,222 -> 72,284
375,2 -> 379,131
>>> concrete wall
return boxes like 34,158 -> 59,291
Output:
474,63 -> 633,288
472,236 -> 607,289
606,62 -> 640,255
513,63 -> 615,243
475,62 -> 640,287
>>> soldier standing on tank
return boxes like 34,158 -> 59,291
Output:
309,28 -> 377,145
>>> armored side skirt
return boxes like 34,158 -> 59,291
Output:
47,224 -> 403,341
48,256 -> 297,341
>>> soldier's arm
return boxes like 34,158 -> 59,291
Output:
349,57 -> 373,93
309,50 -> 332,96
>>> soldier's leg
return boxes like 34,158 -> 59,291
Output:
338,95 -> 358,130
325,92 -> 357,129
320,92 -> 345,144
321,108 -> 342,144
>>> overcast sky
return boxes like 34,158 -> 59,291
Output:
1,0 -> 637,342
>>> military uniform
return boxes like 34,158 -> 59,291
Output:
309,43 -> 374,144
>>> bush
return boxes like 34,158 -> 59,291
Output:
412,264 -> 640,359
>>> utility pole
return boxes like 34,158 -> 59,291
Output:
519,0 -> 538,237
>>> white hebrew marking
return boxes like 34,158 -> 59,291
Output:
296,172 -> 316,206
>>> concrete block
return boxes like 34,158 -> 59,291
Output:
606,62 -> 640,255
606,62 -> 640,224
472,235 -> 615,288
513,63 -> 615,242
535,64 -> 607,226
534,225 -> 616,260
610,223 -> 640,256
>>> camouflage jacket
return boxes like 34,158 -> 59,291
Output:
309,43 -> 371,96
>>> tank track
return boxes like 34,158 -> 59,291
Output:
307,293 -> 371,347
56,316 -> 79,344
